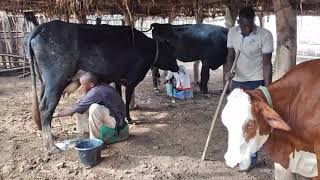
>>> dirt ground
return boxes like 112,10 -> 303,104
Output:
0,65 -> 275,180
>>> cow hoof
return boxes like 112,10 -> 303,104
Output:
200,88 -> 208,94
47,145 -> 61,155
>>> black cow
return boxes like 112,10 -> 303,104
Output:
26,20 -> 179,152
151,23 -> 228,93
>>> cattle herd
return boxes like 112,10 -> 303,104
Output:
25,20 -> 320,179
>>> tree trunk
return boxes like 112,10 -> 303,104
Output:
272,0 -> 297,81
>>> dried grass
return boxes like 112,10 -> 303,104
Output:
0,0 -> 281,18
0,0 -> 318,20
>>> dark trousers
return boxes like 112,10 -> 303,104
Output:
230,80 -> 264,91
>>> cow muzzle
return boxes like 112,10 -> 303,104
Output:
224,151 -> 251,171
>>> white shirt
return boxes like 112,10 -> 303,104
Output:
165,66 -> 191,90
227,26 -> 273,81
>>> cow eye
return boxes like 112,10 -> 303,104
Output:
247,120 -> 255,129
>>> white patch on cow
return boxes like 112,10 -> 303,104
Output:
287,150 -> 318,177
222,88 -> 269,171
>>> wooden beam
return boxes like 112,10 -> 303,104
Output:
0,53 -> 25,59
0,66 -> 30,73
19,72 -> 31,78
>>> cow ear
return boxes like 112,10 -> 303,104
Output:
259,102 -> 291,131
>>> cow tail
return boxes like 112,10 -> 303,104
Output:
26,25 -> 44,130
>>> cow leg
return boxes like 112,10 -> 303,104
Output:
151,66 -> 160,92
125,86 -> 134,123
39,83 -> 65,153
199,60 -> 210,94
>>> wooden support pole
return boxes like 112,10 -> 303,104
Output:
194,1 -> 203,85
272,0 -> 297,81
10,16 -> 19,68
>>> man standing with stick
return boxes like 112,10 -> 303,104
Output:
201,6 -> 273,170
224,6 -> 274,170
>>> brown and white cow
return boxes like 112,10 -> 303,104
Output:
221,59 -> 320,179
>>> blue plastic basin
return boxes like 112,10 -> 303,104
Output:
75,138 -> 104,167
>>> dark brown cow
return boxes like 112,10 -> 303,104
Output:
222,59 -> 320,179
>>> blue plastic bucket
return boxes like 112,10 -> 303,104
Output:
75,138 -> 104,167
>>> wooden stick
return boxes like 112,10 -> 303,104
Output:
23,48 -> 26,76
0,66 -> 29,73
2,60 -> 28,64
0,31 -> 29,33
0,53 -> 25,59
19,72 -> 31,78
0,36 -> 24,39
201,51 -> 240,161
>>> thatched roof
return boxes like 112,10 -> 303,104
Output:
0,0 -> 320,19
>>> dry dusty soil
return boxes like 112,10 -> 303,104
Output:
0,65 -> 275,180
